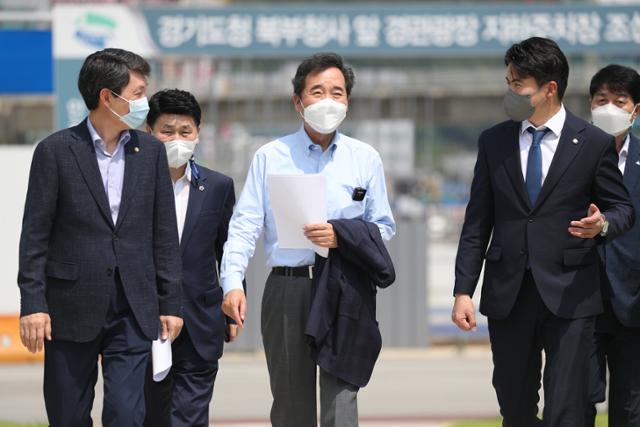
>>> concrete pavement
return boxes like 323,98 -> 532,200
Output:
0,345 -> 499,426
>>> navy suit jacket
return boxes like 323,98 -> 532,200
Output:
455,110 -> 634,320
305,219 -> 395,388
179,163 -> 235,362
602,133 -> 640,327
18,119 -> 182,342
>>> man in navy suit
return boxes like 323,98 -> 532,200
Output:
586,65 -> 640,425
143,89 -> 236,427
452,38 -> 634,426
18,49 -> 183,427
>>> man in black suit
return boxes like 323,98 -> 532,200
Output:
17,49 -> 183,427
586,65 -> 640,425
143,89 -> 236,427
452,37 -> 634,426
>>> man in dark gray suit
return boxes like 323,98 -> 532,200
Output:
17,48 -> 183,427
587,64 -> 640,425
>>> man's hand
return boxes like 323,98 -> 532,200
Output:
226,324 -> 240,343
20,312 -> 52,353
303,223 -> 338,248
222,289 -> 246,328
159,315 -> 183,341
452,295 -> 477,332
569,203 -> 605,239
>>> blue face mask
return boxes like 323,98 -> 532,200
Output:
108,91 -> 150,129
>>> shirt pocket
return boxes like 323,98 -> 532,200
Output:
332,183 -> 367,219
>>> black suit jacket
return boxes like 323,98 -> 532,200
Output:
179,163 -> 235,362
455,110 -> 634,320
305,219 -> 395,388
602,134 -> 640,327
18,119 -> 182,342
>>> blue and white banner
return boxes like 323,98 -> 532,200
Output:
141,4 -> 640,57
54,4 -> 640,59
52,3 -> 640,128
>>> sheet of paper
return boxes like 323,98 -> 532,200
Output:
151,334 -> 172,382
267,174 -> 329,258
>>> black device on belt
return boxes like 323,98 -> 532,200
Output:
272,266 -> 314,279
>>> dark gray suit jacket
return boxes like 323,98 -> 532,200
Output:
603,133 -> 640,327
18,119 -> 182,342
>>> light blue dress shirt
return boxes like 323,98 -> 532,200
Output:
87,117 -> 130,224
221,126 -> 396,294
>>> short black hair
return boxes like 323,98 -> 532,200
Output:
78,48 -> 150,110
292,52 -> 355,97
590,64 -> 640,104
504,37 -> 569,100
147,89 -> 202,129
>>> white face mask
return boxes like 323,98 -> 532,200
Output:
164,139 -> 198,168
591,103 -> 637,136
300,98 -> 348,134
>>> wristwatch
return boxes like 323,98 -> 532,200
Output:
599,214 -> 609,237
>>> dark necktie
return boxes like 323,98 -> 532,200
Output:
526,127 -> 550,205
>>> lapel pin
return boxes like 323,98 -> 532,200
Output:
134,147 -> 140,153
636,160 -> 640,166
198,185 -> 205,192
572,138 -> 579,145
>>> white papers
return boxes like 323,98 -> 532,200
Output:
267,174 -> 329,257
151,334 -> 172,382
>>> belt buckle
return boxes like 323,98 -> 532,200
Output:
308,265 -> 313,279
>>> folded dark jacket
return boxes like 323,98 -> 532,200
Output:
305,218 -> 395,388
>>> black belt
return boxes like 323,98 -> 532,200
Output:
271,266 -> 314,279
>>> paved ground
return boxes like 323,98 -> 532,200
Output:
0,241 -> 609,426
0,345 -> 500,426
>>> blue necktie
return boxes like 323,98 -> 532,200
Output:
525,127 -> 549,205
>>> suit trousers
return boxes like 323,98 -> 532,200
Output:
143,327 -> 219,427
488,271 -> 595,427
261,272 -> 359,427
43,270 -> 151,427
586,300 -> 640,426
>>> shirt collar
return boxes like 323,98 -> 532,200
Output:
520,104 -> 566,137
296,125 -> 339,156
620,134 -> 631,158
87,116 -> 131,150
173,161 -> 192,187
184,160 -> 193,183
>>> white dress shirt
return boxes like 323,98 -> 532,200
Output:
519,105 -> 566,183
173,163 -> 192,243
618,134 -> 630,175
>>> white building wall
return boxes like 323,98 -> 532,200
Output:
0,145 -> 35,314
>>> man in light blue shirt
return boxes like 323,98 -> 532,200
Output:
221,52 -> 395,427
87,117 -> 130,224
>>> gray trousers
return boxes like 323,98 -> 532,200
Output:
261,272 -> 359,427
